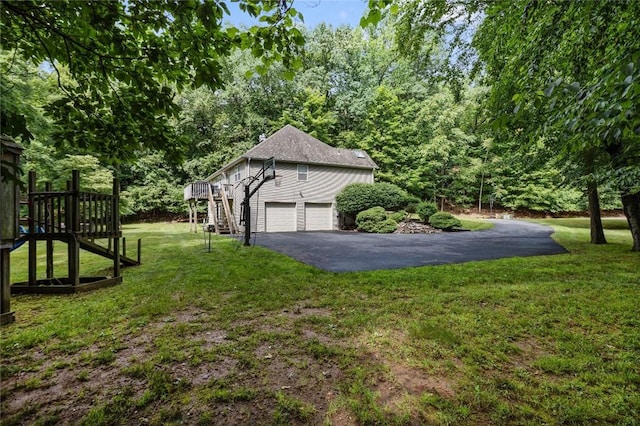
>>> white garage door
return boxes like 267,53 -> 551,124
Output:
265,202 -> 296,232
305,203 -> 333,231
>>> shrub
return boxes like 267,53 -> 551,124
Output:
388,211 -> 407,223
404,202 -> 418,214
358,219 -> 398,234
336,182 -> 410,215
356,206 -> 386,226
356,207 -> 398,233
429,212 -> 463,231
416,201 -> 438,222
403,195 -> 421,213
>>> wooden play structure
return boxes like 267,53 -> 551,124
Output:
9,170 -> 140,296
184,180 -> 238,235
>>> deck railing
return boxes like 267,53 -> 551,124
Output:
184,181 -> 234,200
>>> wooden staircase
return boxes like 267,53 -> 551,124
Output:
207,184 -> 238,235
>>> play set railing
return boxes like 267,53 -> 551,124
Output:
26,170 -> 120,239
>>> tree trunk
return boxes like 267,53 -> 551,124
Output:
621,191 -> 640,252
584,149 -> 606,244
587,180 -> 607,244
604,141 -> 640,251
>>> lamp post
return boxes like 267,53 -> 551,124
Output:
1,135 -> 23,325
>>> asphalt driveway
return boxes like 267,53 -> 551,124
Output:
250,219 -> 568,272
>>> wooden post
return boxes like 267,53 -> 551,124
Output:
194,200 -> 198,233
207,186 -> 220,234
190,200 -> 197,233
188,201 -> 192,232
112,178 -> 121,279
0,249 -> 13,325
28,171 -> 37,286
45,182 -> 53,279
68,170 -> 80,287
137,239 -> 141,264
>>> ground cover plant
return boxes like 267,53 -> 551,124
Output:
356,207 -> 402,233
1,219 -> 638,425
429,212 -> 464,231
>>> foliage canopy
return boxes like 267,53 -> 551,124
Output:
1,0 -> 305,164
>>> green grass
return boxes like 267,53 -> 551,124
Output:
458,218 -> 494,231
1,219 -> 638,425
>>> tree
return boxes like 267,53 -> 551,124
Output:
411,86 -> 485,208
1,0 -> 305,167
395,0 -> 640,250
120,152 -> 185,218
276,88 -> 337,142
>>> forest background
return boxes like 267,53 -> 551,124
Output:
2,1 -> 637,239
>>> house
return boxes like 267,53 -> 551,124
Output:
205,125 -> 377,232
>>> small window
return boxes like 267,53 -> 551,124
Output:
233,164 -> 241,182
297,164 -> 308,181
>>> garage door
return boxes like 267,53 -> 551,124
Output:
305,203 -> 333,231
265,202 -> 296,232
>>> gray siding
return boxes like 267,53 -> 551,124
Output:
248,161 -> 373,232
214,159 -> 374,233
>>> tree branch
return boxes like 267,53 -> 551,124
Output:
5,1 -> 145,65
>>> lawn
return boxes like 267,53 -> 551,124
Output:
1,219 -> 638,425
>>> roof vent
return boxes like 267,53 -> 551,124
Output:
353,150 -> 366,158
259,133 -> 267,143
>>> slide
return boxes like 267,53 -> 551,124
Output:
9,226 -> 29,252
78,238 -> 140,267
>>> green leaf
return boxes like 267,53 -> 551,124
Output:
624,62 -> 635,76
513,103 -> 521,114
369,9 -> 381,24
568,82 -> 581,93
283,70 -> 295,80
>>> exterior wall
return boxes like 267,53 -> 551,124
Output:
247,161 -> 373,232
212,160 -> 374,233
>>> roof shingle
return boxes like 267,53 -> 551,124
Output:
242,125 -> 377,169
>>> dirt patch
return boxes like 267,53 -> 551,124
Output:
511,337 -> 549,370
391,363 -> 456,399
1,305 -> 350,425
169,357 -> 238,386
159,308 -> 209,324
356,328 -> 461,419
329,408 -> 358,426
191,329 -> 229,350
372,360 -> 457,418
278,304 -> 333,319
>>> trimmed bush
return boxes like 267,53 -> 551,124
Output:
429,212 -> 463,230
356,206 -> 398,233
357,218 -> 397,233
356,206 -> 386,226
336,182 -> 411,215
416,201 -> 438,222
388,210 -> 407,223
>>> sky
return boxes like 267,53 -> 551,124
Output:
226,0 -> 369,28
